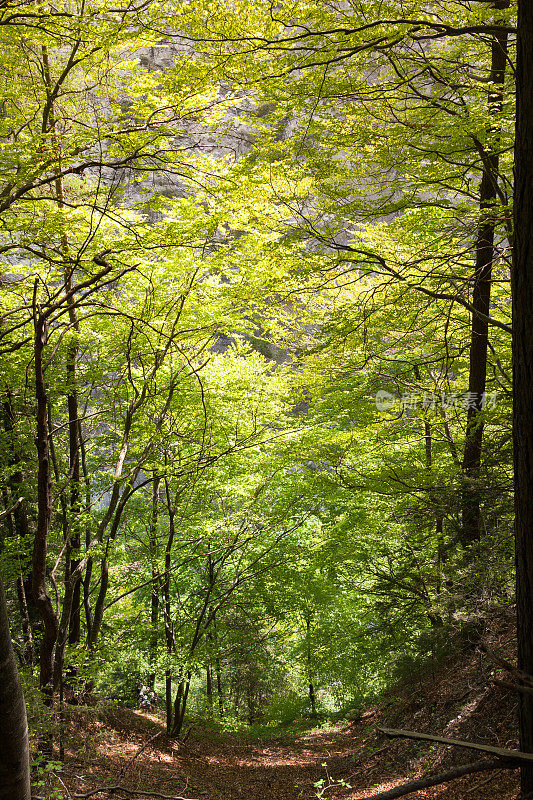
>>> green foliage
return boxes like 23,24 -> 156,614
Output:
31,754 -> 63,800
0,0 -> 517,753
263,691 -> 311,726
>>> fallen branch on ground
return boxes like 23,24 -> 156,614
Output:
72,787 -> 198,800
464,768 -> 503,793
377,726 -> 533,763
493,677 -> 533,696
117,730 -> 163,781
479,644 -> 533,687
181,724 -> 195,743
365,758 -> 516,800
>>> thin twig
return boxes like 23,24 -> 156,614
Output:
116,730 -> 163,782
72,787 -> 199,800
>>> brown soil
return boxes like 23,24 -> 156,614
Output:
58,612 -> 521,800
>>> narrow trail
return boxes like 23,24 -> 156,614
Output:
64,707 -> 397,800
60,616 -> 521,800
62,703 -> 519,800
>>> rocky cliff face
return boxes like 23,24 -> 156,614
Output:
115,41 -> 293,365
118,42 -> 263,205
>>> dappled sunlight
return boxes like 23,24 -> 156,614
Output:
60,662 -> 520,800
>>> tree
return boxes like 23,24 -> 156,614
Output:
0,0 -> 278,719
178,0 -> 515,552
512,0 -> 533,793
0,1 -> 525,783
0,567 -> 30,800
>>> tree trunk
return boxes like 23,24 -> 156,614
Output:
461,0 -> 509,544
15,576 -> 34,667
513,0 -> 533,794
163,476 -> 177,734
212,616 -> 224,718
216,658 -> 224,718
165,671 -> 172,735
2,393 -> 37,648
32,303 -> 58,698
171,674 -> 191,737
42,41 -> 82,657
206,663 -> 214,717
0,572 -> 31,800
148,475 -> 160,689
424,418 -> 444,624
306,615 -> 317,717
66,343 -> 81,650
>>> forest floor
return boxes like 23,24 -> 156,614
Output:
58,611 -> 521,800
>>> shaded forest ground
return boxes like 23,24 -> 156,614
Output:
57,611 -> 520,800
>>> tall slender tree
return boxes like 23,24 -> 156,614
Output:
512,0 -> 533,793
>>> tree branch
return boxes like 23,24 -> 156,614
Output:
377,727 -> 533,763
365,758 -> 516,800
72,787 -> 198,800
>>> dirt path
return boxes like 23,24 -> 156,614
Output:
61,703 -> 519,800
60,620 -> 523,800
64,709 -> 353,799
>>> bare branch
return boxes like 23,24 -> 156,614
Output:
72,788 -> 198,800
365,758 -> 516,800
377,727 -> 533,763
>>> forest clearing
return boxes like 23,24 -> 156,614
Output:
1,1 -> 533,798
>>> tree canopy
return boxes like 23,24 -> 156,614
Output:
0,1 -> 530,798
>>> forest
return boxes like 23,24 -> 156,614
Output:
0,1 -> 532,799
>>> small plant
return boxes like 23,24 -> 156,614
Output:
32,753 -> 64,800
313,762 -> 352,798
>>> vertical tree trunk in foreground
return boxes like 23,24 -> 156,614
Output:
0,573 -> 31,800
171,674 -> 191,737
512,0 -> 533,794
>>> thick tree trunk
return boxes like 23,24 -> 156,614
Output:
513,0 -> 533,794
461,0 -> 509,545
0,573 -> 31,800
